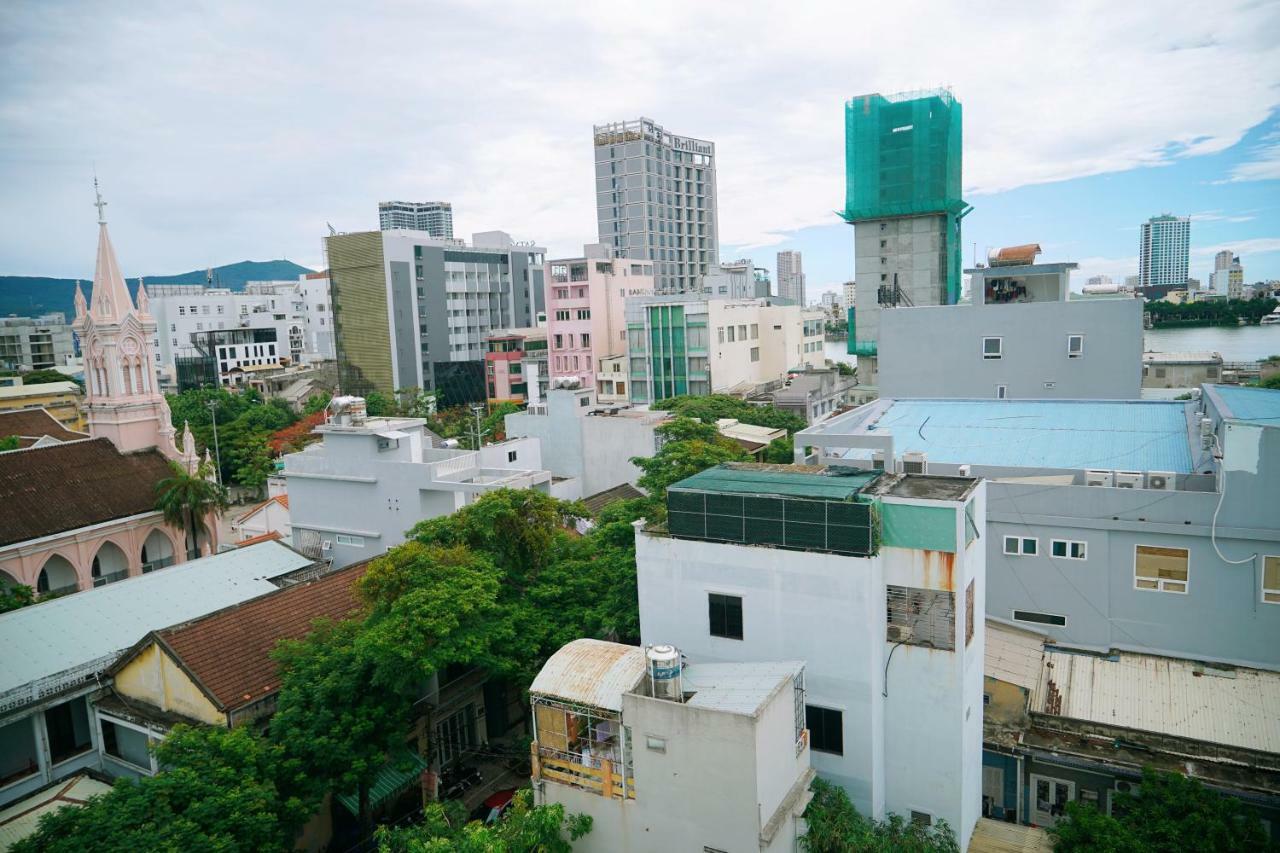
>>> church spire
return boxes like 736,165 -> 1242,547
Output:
73,280 -> 87,321
88,179 -> 135,321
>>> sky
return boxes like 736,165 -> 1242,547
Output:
1,1 -> 1278,298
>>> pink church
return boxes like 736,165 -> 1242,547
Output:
0,186 -> 216,597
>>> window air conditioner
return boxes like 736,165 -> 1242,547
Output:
1146,471 -> 1175,491
1085,470 -> 1114,487
320,540 -> 333,555
872,450 -> 887,471
1114,471 -> 1143,489
887,624 -> 914,643
957,464 -> 971,477
902,451 -> 928,475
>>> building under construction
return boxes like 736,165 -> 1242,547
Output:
842,89 -> 968,381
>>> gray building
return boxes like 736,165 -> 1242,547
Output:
702,258 -> 769,299
324,229 -> 545,404
378,200 -> 453,238
1142,351 -> 1223,389
876,257 -> 1144,400
795,384 -> 1280,671
283,408 -> 556,569
593,117 -> 719,295
0,315 -> 75,372
1138,214 -> 1190,299
748,366 -> 858,424
776,250 -> 805,304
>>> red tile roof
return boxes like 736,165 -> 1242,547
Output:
0,408 -> 89,445
0,438 -> 173,547
236,530 -> 284,547
234,493 -> 288,524
151,562 -> 368,712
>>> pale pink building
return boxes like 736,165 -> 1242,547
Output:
546,244 -> 653,404
0,186 -> 214,598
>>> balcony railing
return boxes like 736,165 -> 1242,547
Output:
142,556 -> 175,574
92,570 -> 129,587
532,744 -> 635,800
38,583 -> 79,600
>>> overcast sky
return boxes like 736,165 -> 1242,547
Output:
2,1 -> 1278,295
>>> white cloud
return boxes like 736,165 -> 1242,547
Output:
0,0 -> 1278,274
1216,141 -> 1280,183
1192,237 -> 1280,257
1189,210 -> 1257,223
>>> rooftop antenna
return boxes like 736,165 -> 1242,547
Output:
326,222 -> 337,236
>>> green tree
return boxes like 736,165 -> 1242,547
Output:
1048,767 -> 1275,853
365,391 -> 395,416
12,724 -> 309,853
154,459 -> 228,558
374,789 -> 591,852
1259,373 -> 1280,390
232,434 -> 276,497
631,417 -> 749,504
303,392 -> 332,415
0,583 -> 36,613
271,618 -> 411,827
763,435 -> 795,464
19,368 -> 76,386
652,394 -> 807,434
801,779 -> 958,853
0,435 -> 20,451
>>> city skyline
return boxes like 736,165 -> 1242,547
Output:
1,2 -> 1278,295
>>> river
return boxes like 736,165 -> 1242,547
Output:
825,325 -> 1280,367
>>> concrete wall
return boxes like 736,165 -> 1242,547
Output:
877,298 -> 1143,399
113,643 -> 224,727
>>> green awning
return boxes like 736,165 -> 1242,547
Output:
336,749 -> 429,815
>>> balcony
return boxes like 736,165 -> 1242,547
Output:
142,556 -> 175,574
532,745 -> 635,800
92,570 -> 129,587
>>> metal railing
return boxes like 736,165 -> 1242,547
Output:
142,556 -> 175,574
39,583 -> 79,600
532,744 -> 634,800
92,570 -> 129,587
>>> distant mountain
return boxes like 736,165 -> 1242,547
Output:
0,260 -> 315,320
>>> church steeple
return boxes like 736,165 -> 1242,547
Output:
73,179 -> 181,462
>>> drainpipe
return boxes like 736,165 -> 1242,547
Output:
1016,753 -> 1025,824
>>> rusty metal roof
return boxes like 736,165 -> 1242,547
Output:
985,620 -> 1046,691
989,243 -> 1042,266
529,638 -> 647,712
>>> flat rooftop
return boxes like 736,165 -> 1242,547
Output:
670,463 -> 880,500
809,399 -> 1195,473
1206,384 -> 1280,425
864,473 -> 979,501
680,660 -> 804,716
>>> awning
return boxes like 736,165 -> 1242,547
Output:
335,749 -> 429,815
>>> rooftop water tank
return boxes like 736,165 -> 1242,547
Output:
647,645 -> 682,702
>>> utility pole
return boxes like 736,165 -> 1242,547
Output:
207,399 -> 222,486
471,403 -> 486,450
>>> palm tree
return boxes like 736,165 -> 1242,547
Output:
155,460 -> 228,560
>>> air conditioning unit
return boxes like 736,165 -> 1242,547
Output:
1199,417 -> 1213,437
1147,471 -> 1175,491
1085,470 -> 1114,487
887,624 -> 914,643
320,539 -> 333,555
871,450 -> 887,471
1202,433 -> 1214,451
957,464 -> 971,477
902,451 -> 928,475
1114,471 -> 1143,489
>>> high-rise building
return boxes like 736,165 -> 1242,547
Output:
776,250 -> 805,304
842,281 -> 856,310
1211,249 -> 1244,299
0,315 -> 75,372
1138,214 -> 1190,299
593,118 -> 719,295
841,89 -> 968,385
324,229 -> 544,405
378,201 -> 454,238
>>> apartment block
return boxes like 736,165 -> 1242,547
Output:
324,229 -> 545,404
623,295 -> 825,404
776,251 -> 805,304
593,118 -> 719,295
796,384 -> 1280,670
484,327 -> 547,404
0,315 -> 75,373
378,200 -> 453,238
1138,214 -> 1190,299
530,638 -> 813,853
636,464 -> 986,850
703,258 -> 770,300
546,244 -> 654,402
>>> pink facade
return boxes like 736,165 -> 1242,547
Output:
0,518 -> 187,595
546,246 -> 653,401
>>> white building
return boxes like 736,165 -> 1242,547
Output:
593,117 -> 719,295
0,315 -> 76,373
530,638 -> 813,853
842,281 -> 856,312
1211,250 -> 1245,300
283,401 -> 561,568
1138,214 -> 1190,298
636,464 -> 986,850
378,200 -> 453,238
776,251 -> 806,305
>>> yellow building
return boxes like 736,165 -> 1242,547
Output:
0,380 -> 85,432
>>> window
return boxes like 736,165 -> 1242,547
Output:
1003,536 -> 1037,556
996,384 -> 1008,399
1013,609 -> 1067,627
1067,334 -> 1084,358
1051,539 -> 1087,560
1264,556 -> 1280,604
911,811 -> 933,827
737,325 -> 747,341
726,326 -> 735,342
335,534 -> 365,547
983,337 -> 1003,359
717,327 -> 725,343
169,323 -> 176,332
45,697 -> 93,764
577,309 -> 591,320
579,396 -> 590,407
646,736 -> 667,753
965,580 -> 975,647
750,347 -> 760,362
805,705 -> 843,755
708,593 -> 743,640
1135,545 -> 1188,593
101,718 -> 152,771
750,324 -> 758,339
581,333 -> 590,348
886,585 -> 955,650
507,450 -> 517,463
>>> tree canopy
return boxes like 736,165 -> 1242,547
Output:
801,779 -> 958,853
1146,296 -> 1278,327
1048,767 -> 1276,853
652,393 -> 807,434
374,790 -> 591,852
165,387 -> 300,486
631,417 -> 749,505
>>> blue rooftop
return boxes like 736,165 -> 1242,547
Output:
857,399 -> 1195,473
1207,385 -> 1280,425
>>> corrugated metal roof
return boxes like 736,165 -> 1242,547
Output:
1030,649 -> 1280,753
529,638 -> 647,712
0,774 -> 114,849
671,464 -> 879,500
1142,351 -> 1221,364
1208,384 -> 1280,424
682,661 -> 803,716
0,542 -> 313,698
985,621 -> 1046,691
968,818 -> 1052,852
857,399 -> 1195,473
